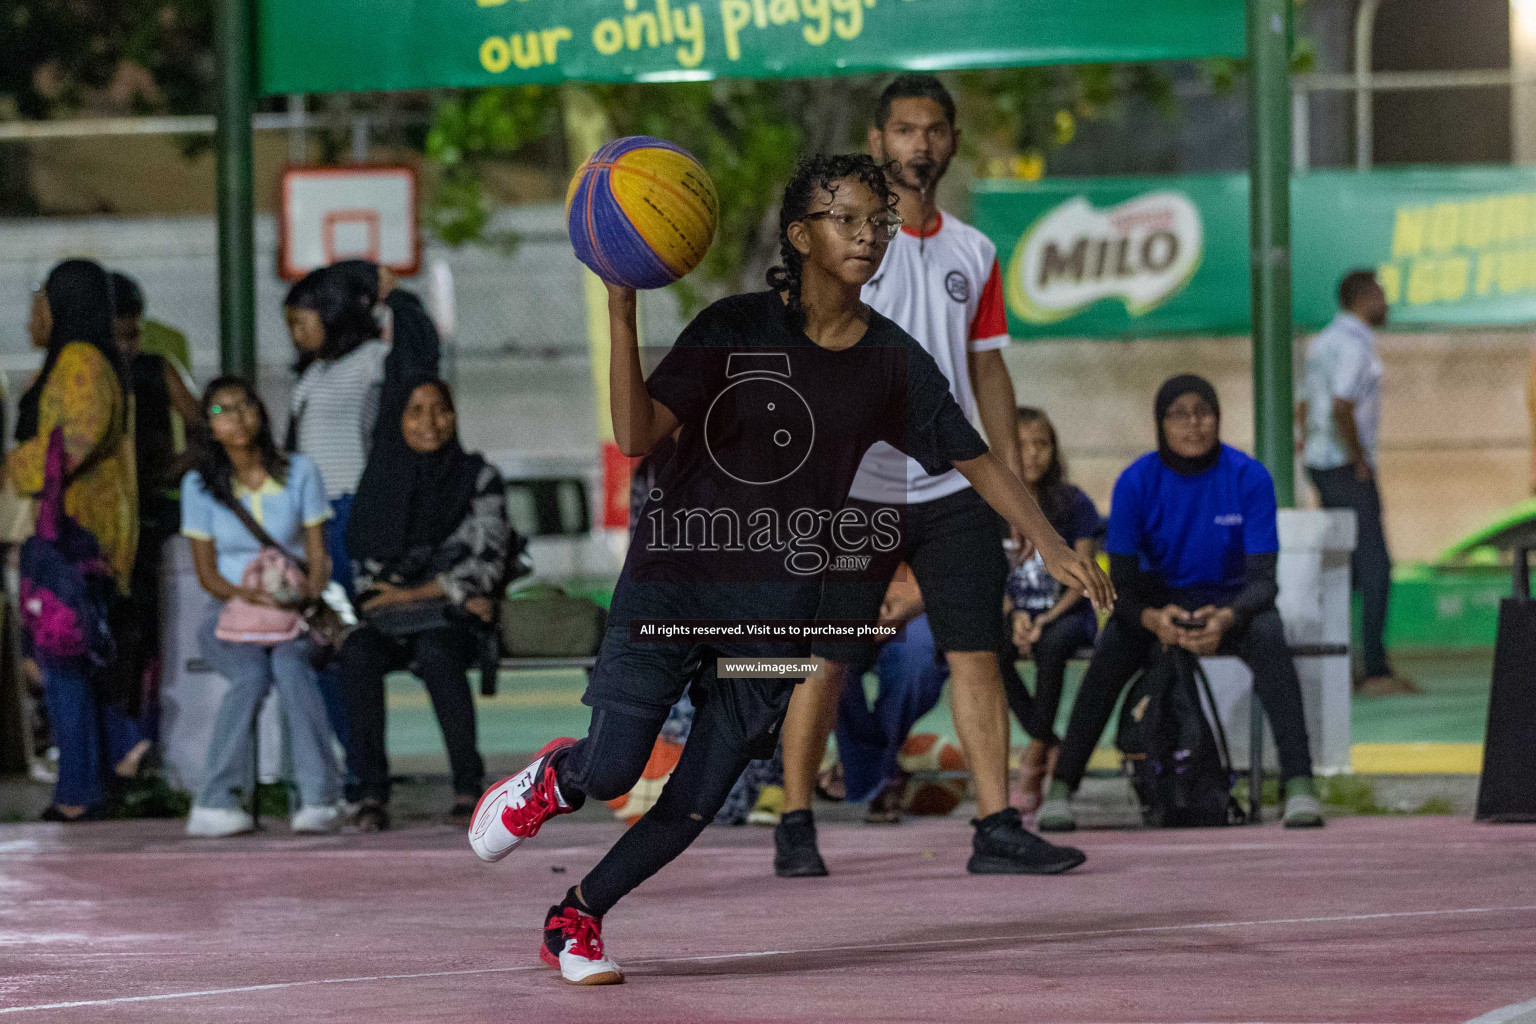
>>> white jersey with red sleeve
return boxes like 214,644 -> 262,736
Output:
849,210 -> 1011,505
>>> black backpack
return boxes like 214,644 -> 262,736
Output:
1116,646 -> 1246,828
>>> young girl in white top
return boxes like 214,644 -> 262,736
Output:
284,267 -> 389,598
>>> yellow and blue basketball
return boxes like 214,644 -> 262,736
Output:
566,136 -> 718,290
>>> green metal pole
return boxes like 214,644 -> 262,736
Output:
216,0 -> 257,379
1248,0 -> 1295,506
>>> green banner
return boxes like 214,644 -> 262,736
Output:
256,0 -> 1244,96
973,167 -> 1536,339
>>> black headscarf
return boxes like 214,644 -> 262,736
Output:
16,259 -> 126,443
347,375 -> 484,573
1154,374 -> 1221,476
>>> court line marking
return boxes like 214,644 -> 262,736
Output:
1465,997 -> 1536,1024
3,903 -> 1533,1015
4,835 -> 1526,862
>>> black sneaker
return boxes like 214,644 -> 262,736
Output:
967,807 -> 1087,875
774,810 -> 829,878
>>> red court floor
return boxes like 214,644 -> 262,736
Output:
0,815 -> 1533,1023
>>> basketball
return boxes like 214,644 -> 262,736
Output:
897,733 -> 969,817
565,136 -> 719,290
606,735 -> 685,826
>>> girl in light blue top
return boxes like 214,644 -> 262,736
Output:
180,376 -> 340,837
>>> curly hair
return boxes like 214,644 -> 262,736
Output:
766,153 -> 897,331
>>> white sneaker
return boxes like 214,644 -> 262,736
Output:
291,804 -> 342,834
468,737 -> 576,863
187,806 -> 255,838
541,905 -> 624,985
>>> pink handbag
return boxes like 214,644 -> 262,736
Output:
215,548 -> 306,645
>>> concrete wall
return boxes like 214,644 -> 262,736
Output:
0,205 -> 689,461
2,207 -> 1526,562
1005,330 -> 1532,563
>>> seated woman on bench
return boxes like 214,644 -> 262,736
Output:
340,375 -> 510,831
1037,375 -> 1323,832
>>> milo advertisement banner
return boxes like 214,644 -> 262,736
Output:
973,167 -> 1536,339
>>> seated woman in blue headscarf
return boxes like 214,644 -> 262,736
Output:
1037,375 -> 1323,831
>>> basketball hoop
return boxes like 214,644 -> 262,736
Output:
279,166 -> 419,281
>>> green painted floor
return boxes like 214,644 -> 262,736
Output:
385,650 -> 1495,766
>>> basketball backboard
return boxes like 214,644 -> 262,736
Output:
278,166 -> 419,281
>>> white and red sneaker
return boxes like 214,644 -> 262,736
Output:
541,905 -> 624,985
467,737 -> 576,863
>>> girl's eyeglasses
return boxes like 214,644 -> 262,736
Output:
209,399 -> 256,417
802,210 -> 903,241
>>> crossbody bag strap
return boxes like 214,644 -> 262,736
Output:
219,492 -> 311,578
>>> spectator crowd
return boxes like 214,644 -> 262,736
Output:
4,254 -> 1402,836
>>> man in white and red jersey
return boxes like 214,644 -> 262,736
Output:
775,75 -> 1086,878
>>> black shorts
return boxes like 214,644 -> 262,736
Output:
582,577 -> 805,755
582,633 -> 796,759
812,487 -> 1008,674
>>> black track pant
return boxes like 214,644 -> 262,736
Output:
1053,609 -> 1314,790
998,612 -> 1098,745
555,676 -> 787,917
341,625 -> 485,802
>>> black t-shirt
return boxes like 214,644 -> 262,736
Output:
617,290 -> 988,623
131,352 -> 175,498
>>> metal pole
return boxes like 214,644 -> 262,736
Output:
216,0 -> 257,379
350,114 -> 369,163
1354,0 -> 1383,171
287,93 -> 307,163
1248,0 -> 1295,506
1249,696 -> 1266,822
1291,88 -> 1310,172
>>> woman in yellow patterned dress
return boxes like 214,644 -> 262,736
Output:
10,259 -> 146,820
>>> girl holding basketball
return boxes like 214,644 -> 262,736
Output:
469,152 -> 1112,986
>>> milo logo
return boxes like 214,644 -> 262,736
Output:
1006,191 -> 1203,324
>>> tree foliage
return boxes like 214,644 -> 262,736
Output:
0,0 -> 214,119
423,87 -> 562,246
424,69 -> 1173,311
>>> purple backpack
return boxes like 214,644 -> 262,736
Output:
17,428 -> 116,669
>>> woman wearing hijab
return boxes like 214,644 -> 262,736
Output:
10,259 -> 147,820
1037,375 -> 1323,831
326,259 -> 442,457
340,376 -> 510,831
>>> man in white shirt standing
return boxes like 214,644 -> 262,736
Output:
1300,270 -> 1414,696
774,75 -> 1087,878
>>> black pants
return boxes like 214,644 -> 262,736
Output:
1309,465 -> 1393,678
1053,609 -> 1315,790
999,611 -> 1098,745
556,673 -> 790,917
340,625 -> 485,802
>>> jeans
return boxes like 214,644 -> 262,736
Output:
1309,465 -> 1393,678
323,494 -> 356,599
340,624 -> 485,802
41,663 -> 144,809
196,613 -> 340,809
1053,608 -> 1315,791
835,611 -> 1098,801
317,493 -> 355,762
836,614 -> 950,804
